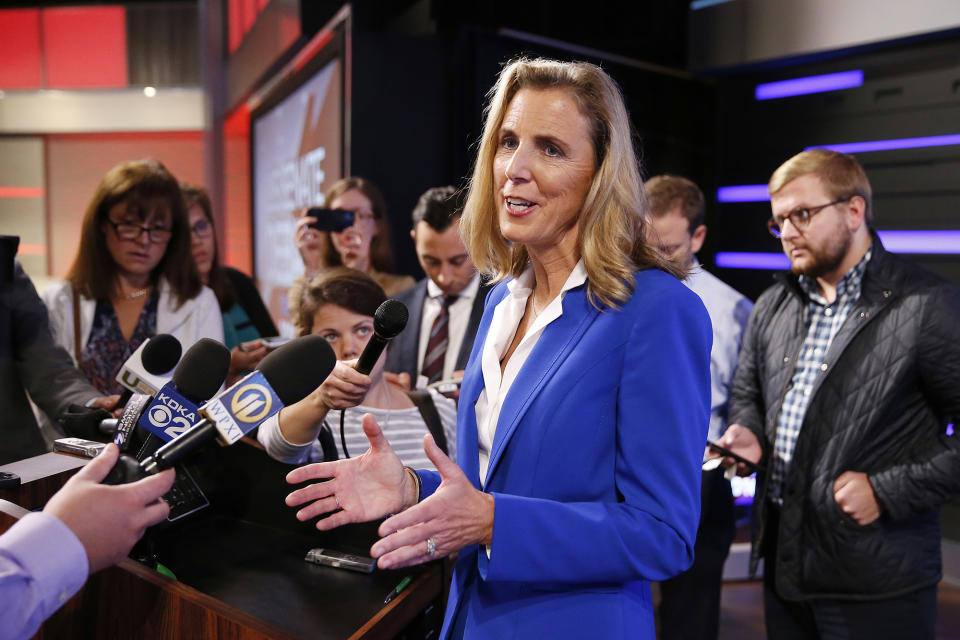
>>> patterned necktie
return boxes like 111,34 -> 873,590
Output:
421,295 -> 458,383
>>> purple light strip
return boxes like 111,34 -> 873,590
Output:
715,252 -> 791,270
716,185 -> 769,203
716,231 -> 960,269
877,230 -> 960,254
755,70 -> 864,101
806,134 -> 960,154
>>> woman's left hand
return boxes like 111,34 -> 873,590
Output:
371,434 -> 495,570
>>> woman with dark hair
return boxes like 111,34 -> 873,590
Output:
42,159 -> 222,394
182,183 -> 278,382
258,267 -> 456,469
282,59 -> 711,639
294,177 -> 414,296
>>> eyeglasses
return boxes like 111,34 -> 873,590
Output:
767,197 -> 852,238
190,218 -> 213,237
106,218 -> 172,243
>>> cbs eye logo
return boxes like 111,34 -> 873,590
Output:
148,405 -> 172,428
230,383 -> 273,423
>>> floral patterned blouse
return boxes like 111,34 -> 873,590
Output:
78,292 -> 159,395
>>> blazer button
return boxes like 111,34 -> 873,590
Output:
820,363 -> 828,372
783,356 -> 790,363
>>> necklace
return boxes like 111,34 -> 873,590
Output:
122,286 -> 150,301
528,294 -> 543,320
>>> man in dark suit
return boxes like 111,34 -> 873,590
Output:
0,252 -> 114,464
384,187 -> 489,391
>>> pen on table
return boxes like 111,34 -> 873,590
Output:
384,576 -> 412,604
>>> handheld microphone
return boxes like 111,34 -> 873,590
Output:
104,335 -> 336,484
137,339 -> 231,443
57,334 -> 183,439
355,300 -> 408,375
115,334 -> 182,406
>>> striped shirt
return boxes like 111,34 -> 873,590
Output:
769,246 -> 872,503
258,389 -> 457,471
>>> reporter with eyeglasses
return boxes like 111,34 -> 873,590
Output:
41,159 -> 222,396
182,184 -> 278,385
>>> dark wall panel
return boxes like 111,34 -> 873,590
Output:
711,37 -> 960,300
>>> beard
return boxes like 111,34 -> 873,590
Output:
787,225 -> 853,279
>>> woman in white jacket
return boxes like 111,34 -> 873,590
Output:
42,159 -> 222,395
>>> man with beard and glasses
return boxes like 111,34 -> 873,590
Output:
714,148 -> 960,640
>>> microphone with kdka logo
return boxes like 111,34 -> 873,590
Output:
137,338 -> 231,443
104,335 -> 336,484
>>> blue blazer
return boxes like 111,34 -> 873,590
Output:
417,268 -> 712,639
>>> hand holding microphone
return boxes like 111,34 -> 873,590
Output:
286,299 -> 409,444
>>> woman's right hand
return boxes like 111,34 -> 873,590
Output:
285,414 -> 413,530
275,359 -> 372,445
294,214 -> 324,274
313,358 -> 371,412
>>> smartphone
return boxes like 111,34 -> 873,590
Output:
54,437 -> 107,458
306,208 -> 355,232
705,440 -> 762,472
427,379 -> 462,394
261,336 -> 291,350
304,548 -> 377,573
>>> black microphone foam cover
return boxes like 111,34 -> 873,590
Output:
141,333 -> 182,376
374,299 -> 409,339
257,334 -> 336,406
173,338 -> 231,403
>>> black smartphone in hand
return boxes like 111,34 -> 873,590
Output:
706,440 -> 763,473
306,208 -> 355,232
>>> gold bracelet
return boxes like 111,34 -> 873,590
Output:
403,466 -> 421,508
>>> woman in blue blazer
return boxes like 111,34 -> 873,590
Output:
285,57 -> 712,639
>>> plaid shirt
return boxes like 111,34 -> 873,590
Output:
769,246 -> 873,503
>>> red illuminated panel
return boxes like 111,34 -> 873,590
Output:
18,244 -> 47,256
222,105 -> 252,271
227,0 -> 270,55
228,0 -> 243,54
42,7 -> 127,88
0,10 -> 43,89
0,187 -> 45,198
241,0 -> 257,33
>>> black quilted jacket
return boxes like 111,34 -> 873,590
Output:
729,237 -> 960,601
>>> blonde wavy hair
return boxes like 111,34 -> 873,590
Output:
459,57 -> 683,309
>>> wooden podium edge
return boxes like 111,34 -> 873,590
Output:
349,564 -> 443,640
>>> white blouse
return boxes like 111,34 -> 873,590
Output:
474,260 -> 587,486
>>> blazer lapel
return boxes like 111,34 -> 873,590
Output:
484,285 -> 597,486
